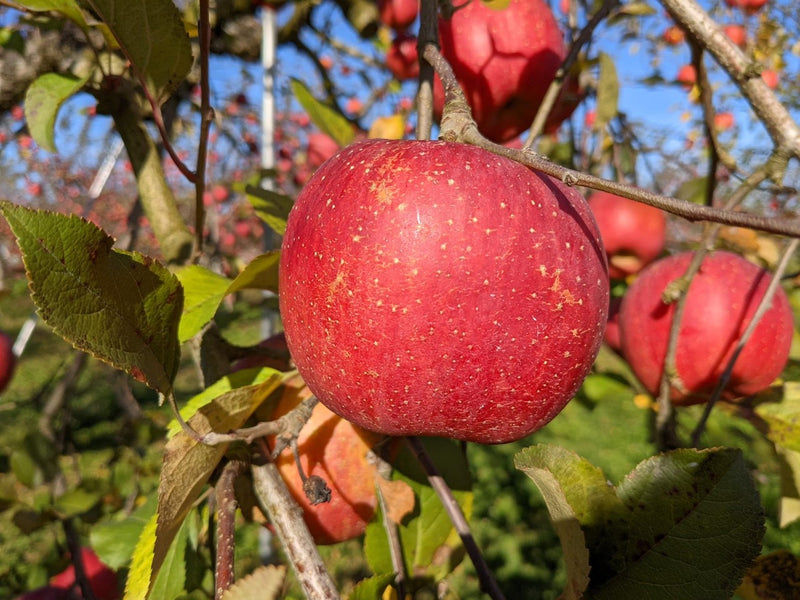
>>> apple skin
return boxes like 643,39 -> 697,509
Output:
378,0 -> 418,31
587,191 -> 666,281
618,251 -> 793,405
279,138 -> 609,444
435,0 -> 577,143
48,547 -> 119,600
0,330 -> 16,393
267,380 -> 384,545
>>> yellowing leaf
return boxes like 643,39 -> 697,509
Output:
377,477 -> 416,524
221,565 -> 286,600
369,114 -> 405,140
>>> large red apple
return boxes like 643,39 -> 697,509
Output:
618,251 -> 792,405
434,0 -> 578,143
587,191 -> 666,280
0,330 -> 15,393
279,138 -> 609,444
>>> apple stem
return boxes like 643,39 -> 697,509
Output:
690,237 -> 800,447
214,458 -> 248,599
405,437 -> 507,600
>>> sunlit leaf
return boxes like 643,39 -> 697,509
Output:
291,78 -> 355,147
83,0 -> 192,102
756,382 -> 800,452
13,0 -> 88,29
25,72 -> 90,153
775,445 -> 800,528
221,565 -> 286,600
595,52 -> 619,129
0,203 -> 182,395
227,252 -> 281,294
175,265 -> 231,343
675,176 -> 709,205
245,186 -> 294,236
347,573 -> 396,600
368,114 -> 405,140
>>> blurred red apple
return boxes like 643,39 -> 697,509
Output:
714,111 -> 735,131
378,0 -> 418,31
618,251 -> 793,405
761,69 -> 779,89
676,64 -> 696,89
587,191 -> 666,280
386,33 -> 419,81
307,133 -> 341,169
662,25 -> 685,45
604,296 -> 622,352
279,138 -> 609,444
435,0 -> 579,142
723,24 -> 747,47
49,547 -> 119,600
0,331 -> 15,393
725,0 -> 768,15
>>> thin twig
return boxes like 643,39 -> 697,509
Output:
194,0 -> 214,257
405,437 -> 507,600
690,237 -> 800,446
415,0 -> 439,141
214,459 -> 249,599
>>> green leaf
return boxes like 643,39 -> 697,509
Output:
675,176 -> 709,205
148,510 -> 191,600
347,573 -> 396,600
517,445 -> 765,600
245,185 -> 294,236
227,252 -> 281,295
756,382 -> 800,452
775,445 -> 800,528
595,52 -> 619,129
174,254 -> 280,343
514,446 -> 606,599
616,1 -> 657,16
25,72 -> 90,153
53,487 -> 102,518
82,0 -> 192,102
13,0 -> 89,29
0,203 -> 183,395
290,78 -> 355,147
175,265 -> 231,343
145,373 -> 283,598
0,27 -> 25,53
364,438 -> 471,584
91,495 -> 157,570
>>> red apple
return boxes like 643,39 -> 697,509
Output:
378,0 -> 418,31
725,0 -> 768,15
279,139 -> 609,444
267,378 -> 384,544
307,133 -> 341,169
662,25 -> 685,45
761,69 -> 779,89
618,251 -> 792,405
434,0 -> 579,143
676,64 -> 697,89
49,547 -> 119,600
723,24 -> 747,47
386,33 -> 419,81
0,330 -> 15,393
714,111 -> 735,131
587,191 -> 666,280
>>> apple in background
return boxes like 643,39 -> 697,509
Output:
0,331 -> 15,393
725,0 -> 768,15
435,0 -> 578,143
231,332 -> 293,373
378,0 -> 418,31
306,132 -> 340,169
48,547 -> 119,600
723,24 -> 747,47
714,111 -> 735,131
267,379 -> 384,544
386,33 -> 419,81
279,139 -> 609,444
761,69 -> 779,89
587,191 -> 666,281
662,25 -> 685,45
676,64 -> 696,89
618,251 -> 793,405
